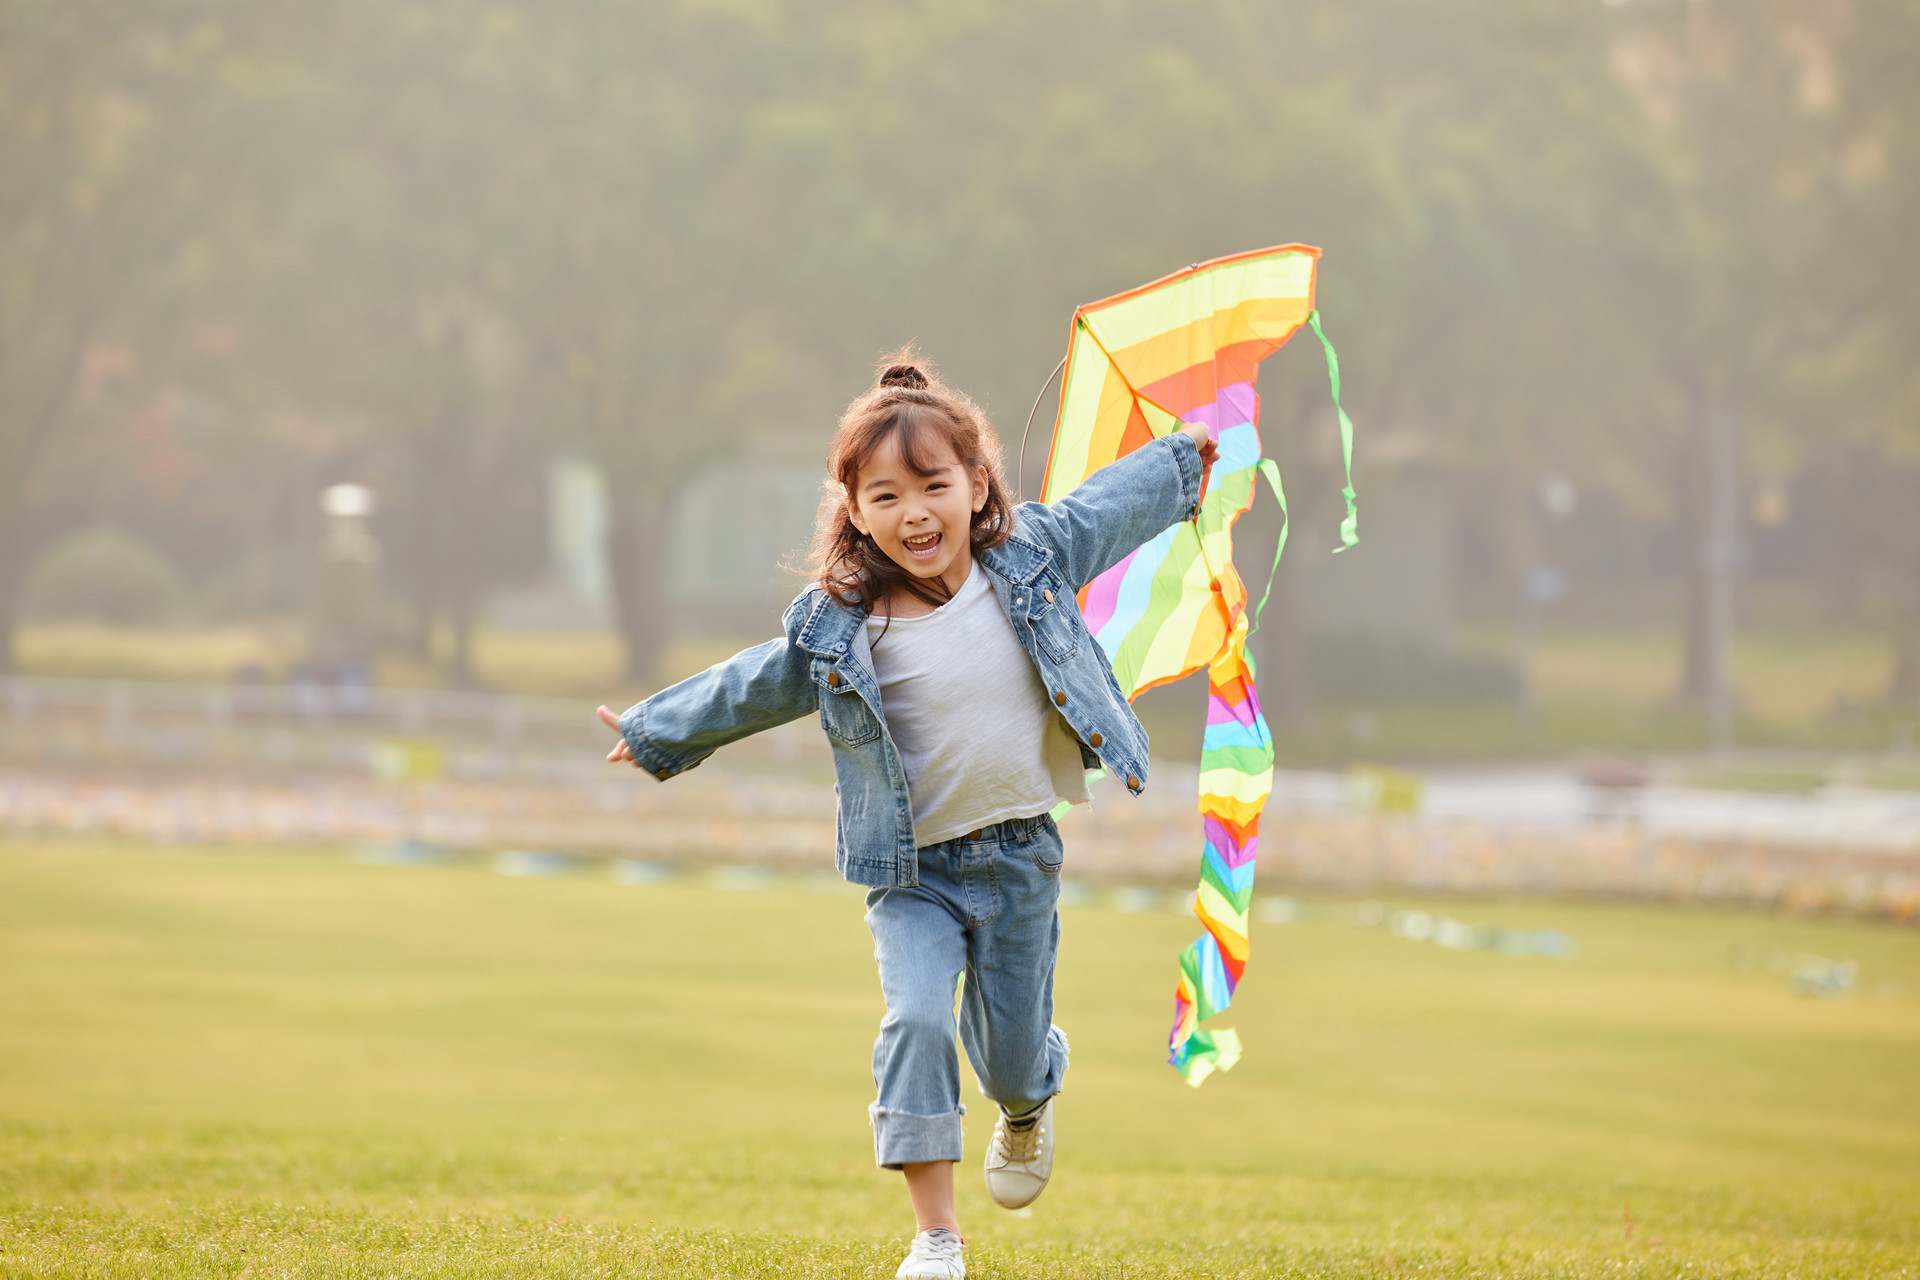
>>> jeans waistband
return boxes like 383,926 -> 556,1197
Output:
933,811 -> 1055,850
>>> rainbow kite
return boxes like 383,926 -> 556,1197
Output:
1038,244 -> 1357,1086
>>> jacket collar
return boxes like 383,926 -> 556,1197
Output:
977,526 -> 1054,586
791,529 -> 1055,658
793,588 -> 862,657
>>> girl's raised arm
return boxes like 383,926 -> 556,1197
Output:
1022,429 -> 1211,592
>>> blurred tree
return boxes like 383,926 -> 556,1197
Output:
6,0 -> 1916,720
508,1 -> 823,681
0,1 -> 136,669
1601,0 -> 1873,722
1801,0 -> 1920,705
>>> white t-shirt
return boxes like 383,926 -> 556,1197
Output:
865,563 -> 1090,846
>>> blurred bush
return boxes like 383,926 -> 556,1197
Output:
23,527 -> 185,624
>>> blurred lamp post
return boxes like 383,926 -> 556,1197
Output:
1517,472 -> 1577,741
314,484 -> 383,681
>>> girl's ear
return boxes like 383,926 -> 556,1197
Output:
846,497 -> 870,537
970,465 -> 988,513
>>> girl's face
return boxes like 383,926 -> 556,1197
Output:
848,429 -> 989,598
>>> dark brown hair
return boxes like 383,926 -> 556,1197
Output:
807,347 -> 1015,614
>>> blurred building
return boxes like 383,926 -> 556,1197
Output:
669,462 -> 823,635
486,456 -> 613,630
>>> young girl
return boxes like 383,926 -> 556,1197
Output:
597,353 -> 1214,1279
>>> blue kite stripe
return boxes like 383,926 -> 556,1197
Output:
1202,842 -> 1257,895
1202,719 -> 1271,752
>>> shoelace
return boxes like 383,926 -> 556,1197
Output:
912,1228 -> 964,1263
997,1111 -> 1043,1163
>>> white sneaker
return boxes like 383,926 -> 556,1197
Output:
984,1097 -> 1055,1209
895,1227 -> 965,1279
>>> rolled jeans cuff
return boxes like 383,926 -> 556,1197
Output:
870,1104 -> 966,1170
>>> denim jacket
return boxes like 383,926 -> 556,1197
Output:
618,431 -> 1205,888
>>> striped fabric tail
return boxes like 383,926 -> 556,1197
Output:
1168,621 -> 1275,1087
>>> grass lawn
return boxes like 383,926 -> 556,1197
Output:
1,841 -> 1916,1277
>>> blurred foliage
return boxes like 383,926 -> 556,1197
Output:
1,0 -> 1916,691
21,524 -> 183,624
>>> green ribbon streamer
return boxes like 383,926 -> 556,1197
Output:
1242,458 -> 1289,681
1308,309 -> 1360,551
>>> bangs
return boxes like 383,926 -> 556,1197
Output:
841,403 -> 966,483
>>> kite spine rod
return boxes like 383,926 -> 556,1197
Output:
1016,354 -> 1068,501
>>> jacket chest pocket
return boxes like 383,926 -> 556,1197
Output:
1027,577 -> 1080,665
815,664 -> 881,746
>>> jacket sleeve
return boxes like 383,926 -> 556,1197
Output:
616,628 -> 818,780
1018,431 -> 1205,592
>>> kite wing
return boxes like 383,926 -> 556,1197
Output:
1038,243 -> 1357,1086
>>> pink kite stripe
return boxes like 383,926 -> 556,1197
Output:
1202,818 -> 1258,865
1080,546 -> 1136,636
1207,693 -> 1256,725
1168,382 -> 1258,433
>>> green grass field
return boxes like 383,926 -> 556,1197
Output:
2,840 -> 1917,1278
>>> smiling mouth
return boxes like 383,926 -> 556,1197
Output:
903,532 -> 942,560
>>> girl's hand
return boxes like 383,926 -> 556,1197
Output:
1179,422 -> 1218,505
597,704 -> 634,764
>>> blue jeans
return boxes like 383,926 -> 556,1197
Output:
863,813 -> 1072,1169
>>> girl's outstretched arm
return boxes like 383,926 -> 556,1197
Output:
598,633 -> 816,780
1022,427 -> 1214,592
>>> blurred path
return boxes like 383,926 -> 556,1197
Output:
3,751 -> 1915,920
1274,764 -> 1920,852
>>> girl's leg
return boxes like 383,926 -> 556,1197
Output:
957,817 -> 1070,1113
864,862 -> 970,1173
901,1160 -> 958,1233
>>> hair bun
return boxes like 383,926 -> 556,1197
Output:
879,364 -> 930,390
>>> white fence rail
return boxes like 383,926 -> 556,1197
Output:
0,673 -> 595,745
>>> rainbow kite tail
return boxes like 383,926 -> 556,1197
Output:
1168,624 -> 1275,1087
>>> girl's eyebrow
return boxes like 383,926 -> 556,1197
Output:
861,464 -> 956,492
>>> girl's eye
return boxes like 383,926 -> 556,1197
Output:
927,482 -> 948,493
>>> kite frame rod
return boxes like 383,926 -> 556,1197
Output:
1016,354 -> 1067,501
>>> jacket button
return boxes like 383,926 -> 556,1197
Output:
828,671 -> 841,688
1043,589 -> 1054,603
1089,731 -> 1103,748
656,768 -> 671,780
1126,773 -> 1141,789
1053,690 -> 1066,706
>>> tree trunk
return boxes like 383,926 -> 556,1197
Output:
447,591 -> 477,688
0,506 -> 24,674
1675,381 -> 1714,706
607,486 -> 673,683
1891,617 -> 1920,709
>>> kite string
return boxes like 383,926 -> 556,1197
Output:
1188,453 -> 1240,640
